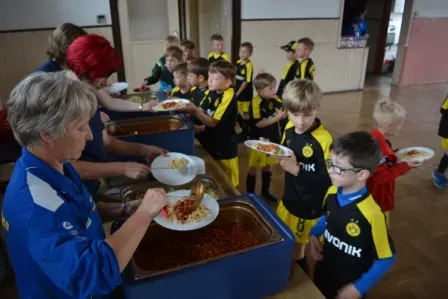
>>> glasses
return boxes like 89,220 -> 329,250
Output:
326,159 -> 363,176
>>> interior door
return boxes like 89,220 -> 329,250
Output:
117,0 -> 180,88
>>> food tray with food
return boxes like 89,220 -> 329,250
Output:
109,115 -> 187,138
110,114 -> 195,155
119,194 -> 295,299
154,99 -> 190,112
396,147 -> 435,163
244,140 -> 293,158
131,197 -> 283,278
120,175 -> 226,202
102,91 -> 168,121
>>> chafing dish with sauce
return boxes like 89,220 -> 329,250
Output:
109,115 -> 195,155
119,195 -> 295,299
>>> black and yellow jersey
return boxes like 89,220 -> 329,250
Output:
439,94 -> 448,138
190,86 -> 210,108
281,119 -> 332,219
295,58 -> 315,81
250,95 -> 283,143
235,60 -> 254,102
276,60 -> 299,98
171,87 -> 192,100
207,52 -> 231,63
315,186 -> 395,293
190,86 -> 210,126
202,88 -> 238,159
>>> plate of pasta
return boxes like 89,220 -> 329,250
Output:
244,140 -> 293,158
153,99 -> 190,111
154,190 -> 219,231
396,147 -> 435,163
151,153 -> 197,185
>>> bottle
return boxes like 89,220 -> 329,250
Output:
354,27 -> 360,47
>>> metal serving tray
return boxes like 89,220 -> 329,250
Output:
121,175 -> 226,201
129,197 -> 284,280
119,91 -> 165,103
109,115 -> 186,138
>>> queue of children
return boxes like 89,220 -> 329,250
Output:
136,32 -> 447,299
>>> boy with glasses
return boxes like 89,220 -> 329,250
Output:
309,131 -> 396,299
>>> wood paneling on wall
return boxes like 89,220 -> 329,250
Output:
0,26 -> 114,105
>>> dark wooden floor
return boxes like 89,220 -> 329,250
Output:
1,76 -> 447,298
237,76 -> 448,299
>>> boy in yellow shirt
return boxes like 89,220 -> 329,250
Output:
207,34 -> 231,63
177,61 -> 239,186
235,42 -> 254,139
171,63 -> 191,100
276,79 -> 332,274
247,73 -> 285,203
187,58 -> 211,138
295,37 -> 316,80
180,40 -> 196,64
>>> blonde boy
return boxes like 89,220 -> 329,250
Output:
276,79 -> 332,274
180,40 -> 196,63
171,63 -> 191,100
177,61 -> 239,186
140,35 -> 179,91
295,37 -> 316,81
247,73 -> 285,203
367,99 -> 421,223
207,34 -> 231,63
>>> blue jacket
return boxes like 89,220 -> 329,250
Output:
2,148 -> 121,299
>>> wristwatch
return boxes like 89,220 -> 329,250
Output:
121,202 -> 127,218
139,103 -> 143,111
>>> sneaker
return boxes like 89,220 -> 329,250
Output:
261,191 -> 279,204
432,171 -> 448,189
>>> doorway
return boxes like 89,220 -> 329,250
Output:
362,0 -> 412,85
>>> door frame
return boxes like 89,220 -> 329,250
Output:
109,0 -> 126,82
231,0 -> 242,63
373,0 -> 393,74
109,0 -> 188,81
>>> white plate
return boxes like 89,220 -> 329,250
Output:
103,82 -> 129,94
244,140 -> 293,158
153,99 -> 190,112
189,155 -> 206,174
396,147 -> 435,162
154,190 -> 219,231
151,153 -> 197,185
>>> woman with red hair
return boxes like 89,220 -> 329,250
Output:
64,34 -> 167,216
66,34 -> 156,112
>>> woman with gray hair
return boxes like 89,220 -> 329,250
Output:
2,71 -> 168,299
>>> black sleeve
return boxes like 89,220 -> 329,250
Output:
144,60 -> 163,85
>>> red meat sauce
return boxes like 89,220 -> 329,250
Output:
133,223 -> 263,271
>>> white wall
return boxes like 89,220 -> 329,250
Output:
413,0 -> 448,17
0,0 -> 111,30
389,13 -> 403,44
241,0 -> 340,19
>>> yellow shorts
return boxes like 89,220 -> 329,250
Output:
238,101 -> 250,113
277,201 -> 318,244
441,138 -> 448,150
249,149 -> 279,168
217,157 -> 239,187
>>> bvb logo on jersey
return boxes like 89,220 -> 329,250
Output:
346,221 -> 361,237
302,144 -> 313,158
269,102 -> 274,111
241,69 -> 246,75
